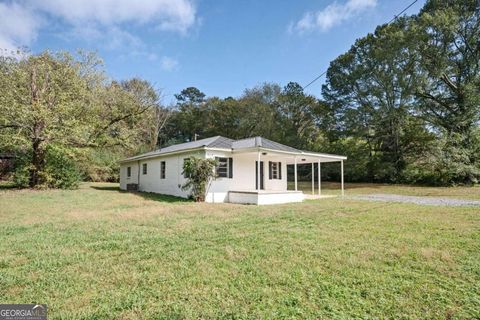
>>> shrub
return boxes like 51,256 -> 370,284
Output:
402,137 -> 480,186
181,157 -> 217,202
80,149 -> 120,182
13,145 -> 82,189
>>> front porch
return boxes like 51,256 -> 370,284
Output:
226,148 -> 346,205
249,149 -> 346,203
205,138 -> 347,204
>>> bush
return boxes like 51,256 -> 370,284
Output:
12,155 -> 31,188
44,145 -> 83,188
80,149 -> 120,182
181,157 -> 217,202
13,145 -> 82,189
402,136 -> 480,186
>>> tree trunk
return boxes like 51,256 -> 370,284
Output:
28,66 -> 47,188
29,138 -> 45,188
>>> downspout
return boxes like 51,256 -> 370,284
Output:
137,160 -> 140,190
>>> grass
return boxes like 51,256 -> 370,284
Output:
0,182 -> 479,319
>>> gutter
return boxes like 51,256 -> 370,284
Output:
137,159 -> 140,186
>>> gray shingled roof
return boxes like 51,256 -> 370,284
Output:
120,135 -> 344,162
122,136 -> 232,162
232,137 -> 300,152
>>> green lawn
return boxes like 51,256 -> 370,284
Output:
0,183 -> 479,319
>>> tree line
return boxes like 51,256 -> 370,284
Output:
0,0 -> 478,188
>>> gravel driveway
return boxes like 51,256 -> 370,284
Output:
351,193 -> 480,207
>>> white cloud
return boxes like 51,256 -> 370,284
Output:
160,56 -> 179,71
289,0 -> 377,33
68,25 -> 144,50
0,0 -> 197,52
35,0 -> 197,34
0,2 -> 42,52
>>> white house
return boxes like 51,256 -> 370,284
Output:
119,136 -> 346,205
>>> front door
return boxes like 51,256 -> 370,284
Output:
255,161 -> 264,190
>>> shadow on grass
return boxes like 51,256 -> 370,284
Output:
90,185 -> 120,191
138,192 -> 191,203
90,185 -> 191,203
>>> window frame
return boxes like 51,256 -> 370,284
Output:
216,157 -> 229,178
160,161 -> 166,179
269,161 -> 282,180
142,163 -> 147,175
127,166 -> 131,178
271,162 -> 279,179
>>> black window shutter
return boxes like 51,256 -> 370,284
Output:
279,162 -> 282,180
269,161 -> 272,179
228,157 -> 233,178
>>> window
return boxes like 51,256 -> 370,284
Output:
215,157 -> 233,178
271,162 -> 279,179
160,161 -> 166,179
269,161 -> 282,180
127,166 -> 131,178
142,163 -> 147,175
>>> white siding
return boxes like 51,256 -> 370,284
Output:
120,162 -> 139,190
119,150 -> 205,198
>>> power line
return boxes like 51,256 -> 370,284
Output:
302,71 -> 327,90
387,0 -> 418,24
302,0 -> 419,90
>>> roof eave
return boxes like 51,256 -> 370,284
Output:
119,146 -> 207,163
300,151 -> 347,160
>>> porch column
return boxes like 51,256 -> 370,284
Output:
257,151 -> 261,190
341,160 -> 345,197
294,156 -> 298,191
311,162 -> 314,195
318,160 -> 321,196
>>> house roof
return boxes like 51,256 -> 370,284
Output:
121,136 -> 233,162
120,135 -> 346,162
232,137 -> 300,153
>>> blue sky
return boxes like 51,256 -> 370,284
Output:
0,0 -> 425,103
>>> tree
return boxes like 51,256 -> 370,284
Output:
204,97 -> 245,139
204,84 -> 282,140
237,83 -> 281,139
174,87 -> 209,142
411,0 -> 480,183
322,19 -> 433,182
277,82 -> 317,149
0,51 -> 164,187
181,157 -> 217,202
121,78 -> 170,149
0,51 -> 92,187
